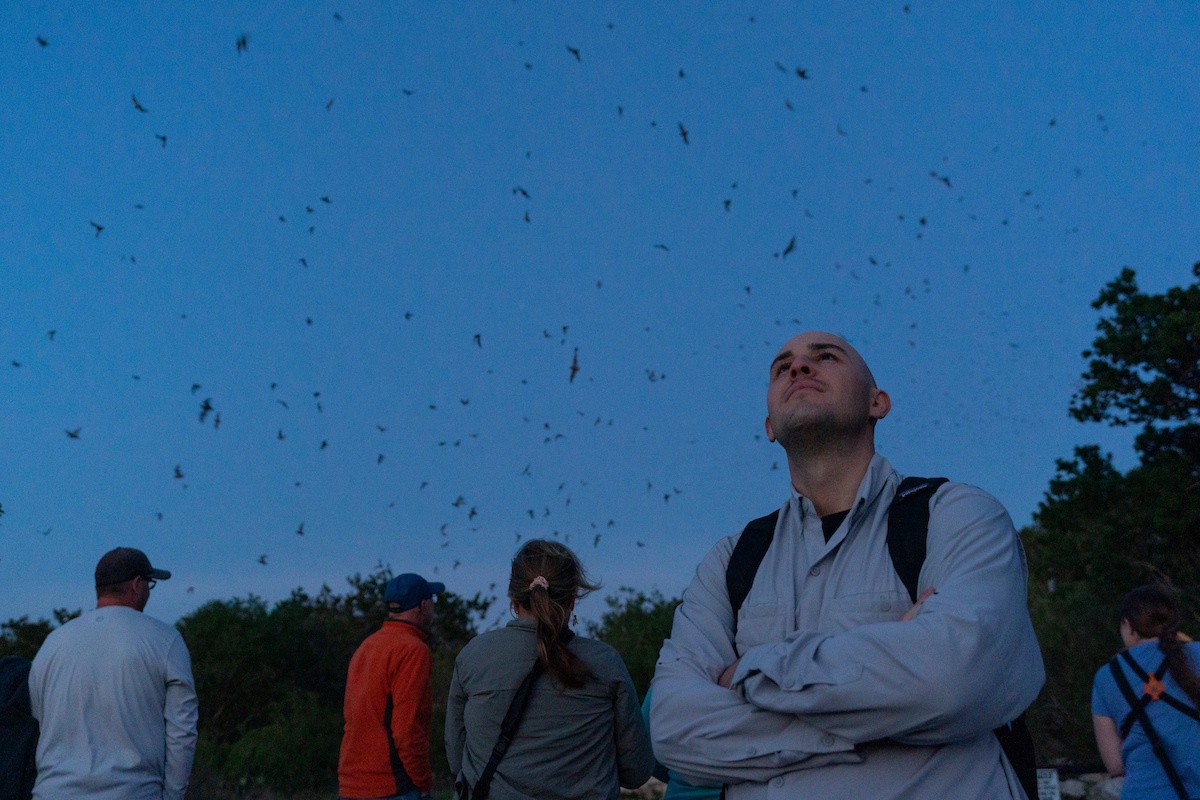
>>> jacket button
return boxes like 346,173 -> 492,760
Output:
821,734 -> 836,746
809,566 -> 820,576
773,777 -> 785,787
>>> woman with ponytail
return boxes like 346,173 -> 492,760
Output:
446,539 -> 653,800
1092,584 -> 1200,799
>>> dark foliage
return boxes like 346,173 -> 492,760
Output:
0,609 -> 80,660
587,587 -> 679,701
1024,263 -> 1200,763
1070,262 -> 1200,432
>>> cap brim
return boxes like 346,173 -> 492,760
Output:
146,568 -> 172,580
429,582 -> 445,595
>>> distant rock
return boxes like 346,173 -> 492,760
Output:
1059,777 -> 1085,797
1088,777 -> 1122,800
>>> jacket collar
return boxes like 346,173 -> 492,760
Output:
789,452 -> 897,524
384,618 -> 430,641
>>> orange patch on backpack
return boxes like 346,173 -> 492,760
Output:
1143,674 -> 1167,701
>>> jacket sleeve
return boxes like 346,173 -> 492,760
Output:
609,656 -> 655,789
163,636 -> 199,800
392,643 -> 434,794
733,485 -> 1045,745
445,659 -> 466,777
651,535 -> 860,786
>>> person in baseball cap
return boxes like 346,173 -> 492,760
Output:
28,546 -> 197,799
94,547 -> 172,588
338,572 -> 446,800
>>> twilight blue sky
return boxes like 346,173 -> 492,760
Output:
2,2 -> 1198,626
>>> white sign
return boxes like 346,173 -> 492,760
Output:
1036,768 -> 1061,800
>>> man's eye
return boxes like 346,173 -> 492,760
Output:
774,362 -> 790,375
818,352 -> 836,361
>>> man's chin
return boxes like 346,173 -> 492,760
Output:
773,416 -> 855,453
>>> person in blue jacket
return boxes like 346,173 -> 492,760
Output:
1092,584 -> 1200,799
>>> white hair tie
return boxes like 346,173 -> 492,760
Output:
529,576 -> 549,591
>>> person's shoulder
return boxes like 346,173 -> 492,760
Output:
122,607 -> 178,630
1093,654 -> 1118,686
29,614 -> 78,669
123,609 -> 186,644
458,625 -> 516,659
923,480 -> 1012,525
34,608 -> 98,645
570,635 -> 631,675
461,626 -> 507,648
927,479 -> 1003,508
454,626 -> 526,678
1091,658 -> 1119,715
571,633 -> 617,658
387,622 -> 432,652
712,500 -> 789,562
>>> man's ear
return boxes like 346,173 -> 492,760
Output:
764,416 -> 776,443
869,389 -> 891,421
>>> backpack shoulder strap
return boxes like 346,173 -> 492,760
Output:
1119,649 -> 1200,724
472,658 -> 547,800
886,477 -> 948,604
1111,653 -> 1148,737
1108,654 -> 1191,800
888,476 -> 1040,800
726,510 -> 779,629
729,476 -> 947,621
993,715 -> 1039,800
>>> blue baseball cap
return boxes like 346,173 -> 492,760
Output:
384,573 -> 444,611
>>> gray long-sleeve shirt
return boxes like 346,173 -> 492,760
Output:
29,606 -> 198,800
446,618 -> 654,800
651,454 -> 1044,799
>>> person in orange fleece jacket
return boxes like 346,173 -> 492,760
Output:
338,573 -> 444,800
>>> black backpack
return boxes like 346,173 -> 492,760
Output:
725,477 -> 1038,800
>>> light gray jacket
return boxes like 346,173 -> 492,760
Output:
651,454 -> 1045,799
447,618 -> 653,800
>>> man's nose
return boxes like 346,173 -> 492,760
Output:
791,360 -> 813,376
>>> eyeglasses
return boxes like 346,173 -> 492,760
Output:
143,577 -> 157,590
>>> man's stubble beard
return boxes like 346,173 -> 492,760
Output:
771,395 -> 876,460
771,407 -> 846,457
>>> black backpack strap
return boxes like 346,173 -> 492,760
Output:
888,476 -> 1038,800
472,654 -> 549,800
994,713 -> 1039,800
1121,648 -> 1154,682
1108,654 -> 1191,800
726,510 -> 779,635
886,477 -> 947,604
